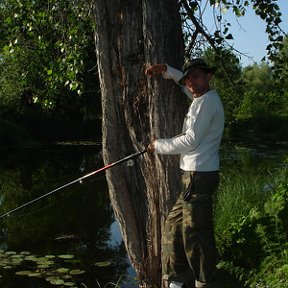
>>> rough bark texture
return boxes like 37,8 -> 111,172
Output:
94,0 -> 187,286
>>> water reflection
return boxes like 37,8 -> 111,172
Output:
0,144 -> 130,287
0,141 -> 287,287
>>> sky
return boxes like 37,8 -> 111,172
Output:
202,0 -> 288,67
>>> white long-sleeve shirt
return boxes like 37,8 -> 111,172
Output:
154,65 -> 225,172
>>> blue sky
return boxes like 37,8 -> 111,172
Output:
202,0 -> 288,67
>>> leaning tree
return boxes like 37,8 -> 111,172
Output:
93,0 -> 285,286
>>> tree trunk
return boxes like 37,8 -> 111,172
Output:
93,0 -> 186,286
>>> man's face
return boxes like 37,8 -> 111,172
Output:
184,68 -> 212,97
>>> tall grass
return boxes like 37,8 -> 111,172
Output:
214,165 -> 272,245
214,160 -> 288,287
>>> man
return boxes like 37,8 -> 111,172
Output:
145,59 -> 224,288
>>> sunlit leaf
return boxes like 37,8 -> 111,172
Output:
58,254 -> 75,260
28,272 -> 42,277
69,269 -> 85,275
20,251 -> 31,255
45,255 -> 56,259
63,282 -> 76,287
5,251 -> 16,255
16,270 -> 33,276
49,278 -> 65,285
56,267 -> 70,274
94,261 -> 112,267
24,255 -> 39,261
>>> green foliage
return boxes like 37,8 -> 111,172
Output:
0,0 -> 101,142
236,90 -> 282,121
215,164 -> 288,287
182,0 -> 285,64
204,48 -> 243,125
251,0 -> 284,62
0,0 -> 97,111
242,63 -> 274,92
227,61 -> 288,140
215,162 -> 273,253
273,36 -> 288,89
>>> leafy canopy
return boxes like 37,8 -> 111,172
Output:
0,0 -> 95,110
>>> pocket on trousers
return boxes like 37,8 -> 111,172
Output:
183,195 -> 213,229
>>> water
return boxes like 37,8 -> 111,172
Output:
0,141 -> 287,287
0,144 -> 133,287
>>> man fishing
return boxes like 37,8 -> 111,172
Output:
146,59 -> 224,288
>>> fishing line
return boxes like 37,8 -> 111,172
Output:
15,173 -> 108,219
0,149 -> 147,220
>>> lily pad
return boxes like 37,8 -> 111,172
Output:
24,255 -> 39,261
5,251 -> 16,255
45,255 -> 56,259
69,269 -> 85,275
16,270 -> 33,276
94,261 -> 112,267
20,251 -> 31,255
38,264 -> 51,269
63,282 -> 76,287
58,254 -> 75,260
56,267 -> 70,274
28,272 -> 42,277
36,258 -> 54,266
46,276 -> 65,285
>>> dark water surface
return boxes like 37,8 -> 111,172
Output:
0,141 -> 287,287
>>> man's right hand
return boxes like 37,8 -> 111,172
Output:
145,64 -> 167,77
147,140 -> 156,153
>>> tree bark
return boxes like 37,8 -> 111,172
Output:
94,0 -> 186,286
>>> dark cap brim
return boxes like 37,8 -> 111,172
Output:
178,66 -> 216,85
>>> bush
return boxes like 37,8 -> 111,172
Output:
215,164 -> 288,287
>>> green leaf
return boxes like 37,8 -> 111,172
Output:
15,270 -> 33,276
69,269 -> 85,275
94,261 -> 112,267
58,254 -> 75,260
225,33 -> 234,40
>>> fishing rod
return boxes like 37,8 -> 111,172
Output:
0,149 -> 147,220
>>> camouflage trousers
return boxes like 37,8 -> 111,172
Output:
162,171 -> 219,288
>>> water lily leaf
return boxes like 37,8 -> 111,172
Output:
36,258 -> 54,266
38,264 -> 52,269
24,255 -> 38,261
46,277 -> 65,285
11,258 -> 23,265
45,255 -> 56,259
5,251 -> 16,255
69,269 -> 85,275
94,261 -> 111,267
50,279 -> 65,285
11,254 -> 23,258
0,260 -> 10,267
16,270 -> 33,276
20,251 -> 31,255
56,267 -> 70,274
28,272 -> 42,277
58,254 -> 75,260
63,282 -> 75,287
